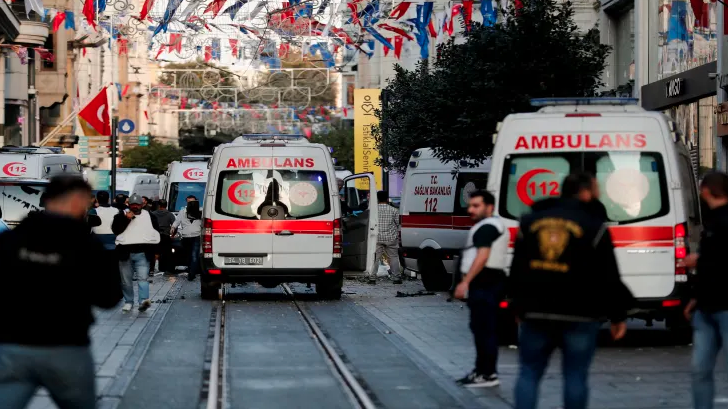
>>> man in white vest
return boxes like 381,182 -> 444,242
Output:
454,190 -> 509,388
92,191 -> 120,250
112,193 -> 161,313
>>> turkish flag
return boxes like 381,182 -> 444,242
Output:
78,87 -> 111,136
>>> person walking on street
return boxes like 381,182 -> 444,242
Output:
454,190 -> 509,387
0,176 -> 122,409
367,191 -> 402,285
112,193 -> 161,313
153,199 -> 177,276
509,172 -> 633,409
682,172 -> 728,409
93,191 -> 121,250
114,193 -> 128,211
171,195 -> 202,281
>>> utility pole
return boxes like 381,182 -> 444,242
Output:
27,48 -> 36,145
380,89 -> 389,195
111,116 -> 118,197
719,1 -> 726,172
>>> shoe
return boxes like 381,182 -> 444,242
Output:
457,371 -> 499,388
122,303 -> 133,313
138,299 -> 152,312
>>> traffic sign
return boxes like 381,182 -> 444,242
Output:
79,142 -> 111,147
79,148 -> 119,153
79,136 -> 111,141
118,119 -> 135,134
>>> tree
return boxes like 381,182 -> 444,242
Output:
373,0 -> 611,173
310,126 -> 355,170
121,139 -> 184,174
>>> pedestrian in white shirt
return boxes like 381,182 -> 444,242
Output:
171,195 -> 202,281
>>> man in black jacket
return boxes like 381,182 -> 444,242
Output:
0,176 -> 122,409
509,172 -> 633,409
683,172 -> 728,409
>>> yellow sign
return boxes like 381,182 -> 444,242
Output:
354,89 -> 382,190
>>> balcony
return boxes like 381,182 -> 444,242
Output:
9,2 -> 48,46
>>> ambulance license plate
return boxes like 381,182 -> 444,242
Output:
224,257 -> 264,266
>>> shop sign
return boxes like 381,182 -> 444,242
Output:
665,78 -> 685,98
717,102 -> 728,138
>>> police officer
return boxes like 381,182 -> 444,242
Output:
509,172 -> 633,409
454,190 -> 509,387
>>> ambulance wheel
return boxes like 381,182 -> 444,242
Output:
418,253 -> 450,292
317,274 -> 343,300
201,280 -> 221,300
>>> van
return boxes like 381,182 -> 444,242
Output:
399,148 -> 491,291
161,155 -> 211,214
201,134 -> 378,300
0,147 -> 82,226
488,98 -> 700,331
114,169 -> 160,200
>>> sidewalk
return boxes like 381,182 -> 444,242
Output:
27,276 -> 181,409
344,278 -> 727,409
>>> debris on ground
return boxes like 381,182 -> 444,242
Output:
395,290 -> 435,297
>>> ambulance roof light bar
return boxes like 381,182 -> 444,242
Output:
530,98 -> 639,107
181,155 -> 212,162
240,134 -> 307,141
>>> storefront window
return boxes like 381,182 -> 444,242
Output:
615,7 -> 635,89
664,95 -> 716,176
656,0 -> 718,80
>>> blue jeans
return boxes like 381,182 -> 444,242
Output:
120,252 -> 150,304
0,344 -> 95,409
467,285 -> 503,376
515,320 -> 600,409
182,237 -> 201,278
692,310 -> 728,409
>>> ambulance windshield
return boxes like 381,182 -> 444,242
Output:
499,152 -> 669,224
216,169 -> 330,220
170,182 -> 206,212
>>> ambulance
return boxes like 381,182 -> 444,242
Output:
399,148 -> 491,291
0,146 -> 82,227
114,169 -> 160,200
160,155 -> 211,213
201,134 -> 378,300
488,98 -> 701,331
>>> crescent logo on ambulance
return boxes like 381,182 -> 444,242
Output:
183,168 -> 205,180
2,162 -> 27,176
514,134 -> 647,150
227,180 -> 255,206
226,158 -> 315,168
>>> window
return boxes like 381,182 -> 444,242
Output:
41,34 -> 55,70
169,182 -> 206,212
216,169 -> 330,220
0,183 -> 46,223
499,152 -> 669,224
454,173 -> 488,215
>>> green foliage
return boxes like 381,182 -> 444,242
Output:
373,0 -> 611,173
178,127 -> 236,155
121,139 -> 184,174
310,126 -> 355,170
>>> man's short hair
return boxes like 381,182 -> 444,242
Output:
158,199 -> 168,208
561,172 -> 595,198
96,190 -> 110,204
44,176 -> 92,202
469,190 -> 495,206
142,196 -> 150,202
701,172 -> 728,199
377,190 -> 388,203
187,195 -> 198,201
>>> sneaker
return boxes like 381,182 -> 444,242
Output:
122,303 -> 133,313
138,299 -> 152,312
457,371 -> 499,388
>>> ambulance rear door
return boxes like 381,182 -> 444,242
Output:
340,173 -> 378,273
210,147 -> 275,270
271,146 -> 335,269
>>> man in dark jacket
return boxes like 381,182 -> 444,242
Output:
683,172 -> 728,409
509,172 -> 633,409
0,176 -> 122,409
153,199 -> 177,275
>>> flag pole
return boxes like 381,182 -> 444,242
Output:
111,116 -> 118,197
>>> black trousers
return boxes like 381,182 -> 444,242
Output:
157,235 -> 173,273
467,282 -> 504,376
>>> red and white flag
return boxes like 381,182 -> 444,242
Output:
78,87 -> 111,136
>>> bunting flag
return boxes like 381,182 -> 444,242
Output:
204,45 -> 212,62
115,83 -> 122,100
278,43 -> 290,58
388,2 -> 410,19
64,11 -> 75,30
394,36 -> 403,59
155,44 -> 165,59
97,0 -> 107,13
139,0 -> 155,20
378,23 -> 414,41
481,0 -> 496,26
78,87 -> 111,136
211,38 -> 221,60
225,0 -> 249,19
118,38 -> 128,55
169,33 -> 183,53
203,0 -> 227,18
364,26 -> 394,51
34,48 -> 54,62
229,39 -> 239,58
122,84 -> 130,97
383,38 -> 391,57
153,0 -> 184,36
461,0 -> 473,32
82,0 -> 96,29
179,0 -> 204,19
249,1 -> 266,19
52,12 -> 66,32
24,0 -> 44,19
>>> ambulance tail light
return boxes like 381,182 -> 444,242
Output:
203,218 -> 213,258
675,222 -> 688,280
333,219 -> 342,258
565,113 -> 602,117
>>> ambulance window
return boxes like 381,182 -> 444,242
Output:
216,170 -> 269,219
499,155 -> 572,219
590,152 -> 669,223
454,173 -> 489,215
276,170 -> 330,219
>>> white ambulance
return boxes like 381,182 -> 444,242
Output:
488,98 -> 701,331
160,155 -> 211,213
201,134 -> 378,300
0,146 -> 82,227
114,169 -> 160,200
399,148 -> 491,291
